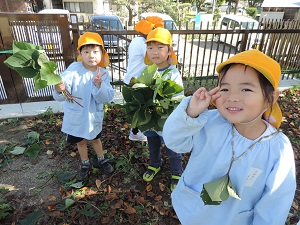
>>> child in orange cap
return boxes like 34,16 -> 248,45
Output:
163,49 -> 296,225
142,27 -> 184,192
124,17 -> 164,142
53,32 -> 115,181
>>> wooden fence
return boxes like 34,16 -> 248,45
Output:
0,12 -> 299,104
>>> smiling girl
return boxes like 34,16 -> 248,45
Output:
163,50 -> 296,225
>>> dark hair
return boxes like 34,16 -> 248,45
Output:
219,63 -> 275,107
79,44 -> 103,53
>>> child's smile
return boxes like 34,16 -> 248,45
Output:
216,64 -> 267,128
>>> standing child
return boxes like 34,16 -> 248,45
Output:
163,50 -> 296,224
53,32 -> 115,181
124,17 -> 164,141
142,27 -> 184,191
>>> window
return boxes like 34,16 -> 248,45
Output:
64,2 -> 93,13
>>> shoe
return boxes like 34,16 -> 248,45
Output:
170,174 -> 181,191
78,163 -> 92,181
129,130 -> 147,142
143,165 -> 161,182
97,158 -> 114,174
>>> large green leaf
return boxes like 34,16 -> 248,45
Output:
12,41 -> 43,53
4,41 -> 60,92
201,175 -> 240,205
24,143 -> 41,159
18,210 -> 43,225
122,64 -> 184,132
136,64 -> 159,86
40,62 -> 61,85
4,50 -> 34,68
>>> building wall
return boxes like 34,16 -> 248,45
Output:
0,0 -> 35,12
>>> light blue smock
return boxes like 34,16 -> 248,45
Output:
163,96 -> 296,225
53,62 -> 115,140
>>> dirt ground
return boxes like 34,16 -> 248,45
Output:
0,88 -> 299,224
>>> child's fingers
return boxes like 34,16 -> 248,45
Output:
208,86 -> 220,96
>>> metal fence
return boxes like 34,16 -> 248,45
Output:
0,12 -> 299,104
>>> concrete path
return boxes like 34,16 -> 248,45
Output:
0,78 -> 299,120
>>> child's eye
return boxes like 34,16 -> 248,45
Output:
242,89 -> 253,92
219,88 -> 228,92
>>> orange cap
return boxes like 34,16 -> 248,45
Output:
134,20 -> 154,35
216,49 -> 282,128
146,16 -> 164,28
144,27 -> 177,65
77,32 -> 110,67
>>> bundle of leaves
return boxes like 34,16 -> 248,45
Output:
122,64 -> 185,132
4,41 -> 61,92
4,41 -> 83,107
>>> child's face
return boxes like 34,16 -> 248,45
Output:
216,64 -> 268,126
80,45 -> 102,70
146,41 -> 172,68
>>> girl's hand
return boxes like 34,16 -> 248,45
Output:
94,68 -> 106,88
55,81 -> 65,93
186,86 -> 220,118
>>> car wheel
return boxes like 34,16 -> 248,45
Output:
213,34 -> 220,42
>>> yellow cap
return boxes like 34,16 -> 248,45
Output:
144,27 -> 178,65
77,32 -> 110,67
216,49 -> 282,128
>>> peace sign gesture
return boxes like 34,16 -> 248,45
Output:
93,67 -> 106,88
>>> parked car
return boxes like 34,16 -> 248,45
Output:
140,12 -> 179,54
213,15 -> 261,52
85,14 -> 128,61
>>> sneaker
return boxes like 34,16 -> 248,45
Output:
143,165 -> 161,182
170,174 -> 181,191
78,163 -> 92,181
129,130 -> 147,141
98,158 -> 114,174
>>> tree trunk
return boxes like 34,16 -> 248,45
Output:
127,5 -> 133,26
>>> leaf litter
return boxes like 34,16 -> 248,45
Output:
0,86 -> 299,225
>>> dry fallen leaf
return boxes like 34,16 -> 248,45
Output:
124,205 -> 136,214
95,179 -> 102,189
70,152 -> 77,157
146,184 -> 152,192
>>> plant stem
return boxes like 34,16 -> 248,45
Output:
62,90 -> 84,108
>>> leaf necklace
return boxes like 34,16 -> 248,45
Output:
201,124 -> 279,205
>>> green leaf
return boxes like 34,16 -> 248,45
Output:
201,175 -> 229,205
4,41 -> 60,92
136,64 -> 159,86
12,41 -> 43,53
55,172 -> 75,183
17,210 -> 43,225
79,203 -> 95,217
24,143 -> 41,159
122,64 -> 184,132
10,146 -> 26,155
201,175 -> 241,205
56,196 -> 76,211
200,186 -> 222,205
27,131 -> 40,141
70,181 -> 85,189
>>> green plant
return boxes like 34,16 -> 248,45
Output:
0,198 -> 11,220
7,118 -> 19,126
122,64 -> 185,132
4,41 -> 83,107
